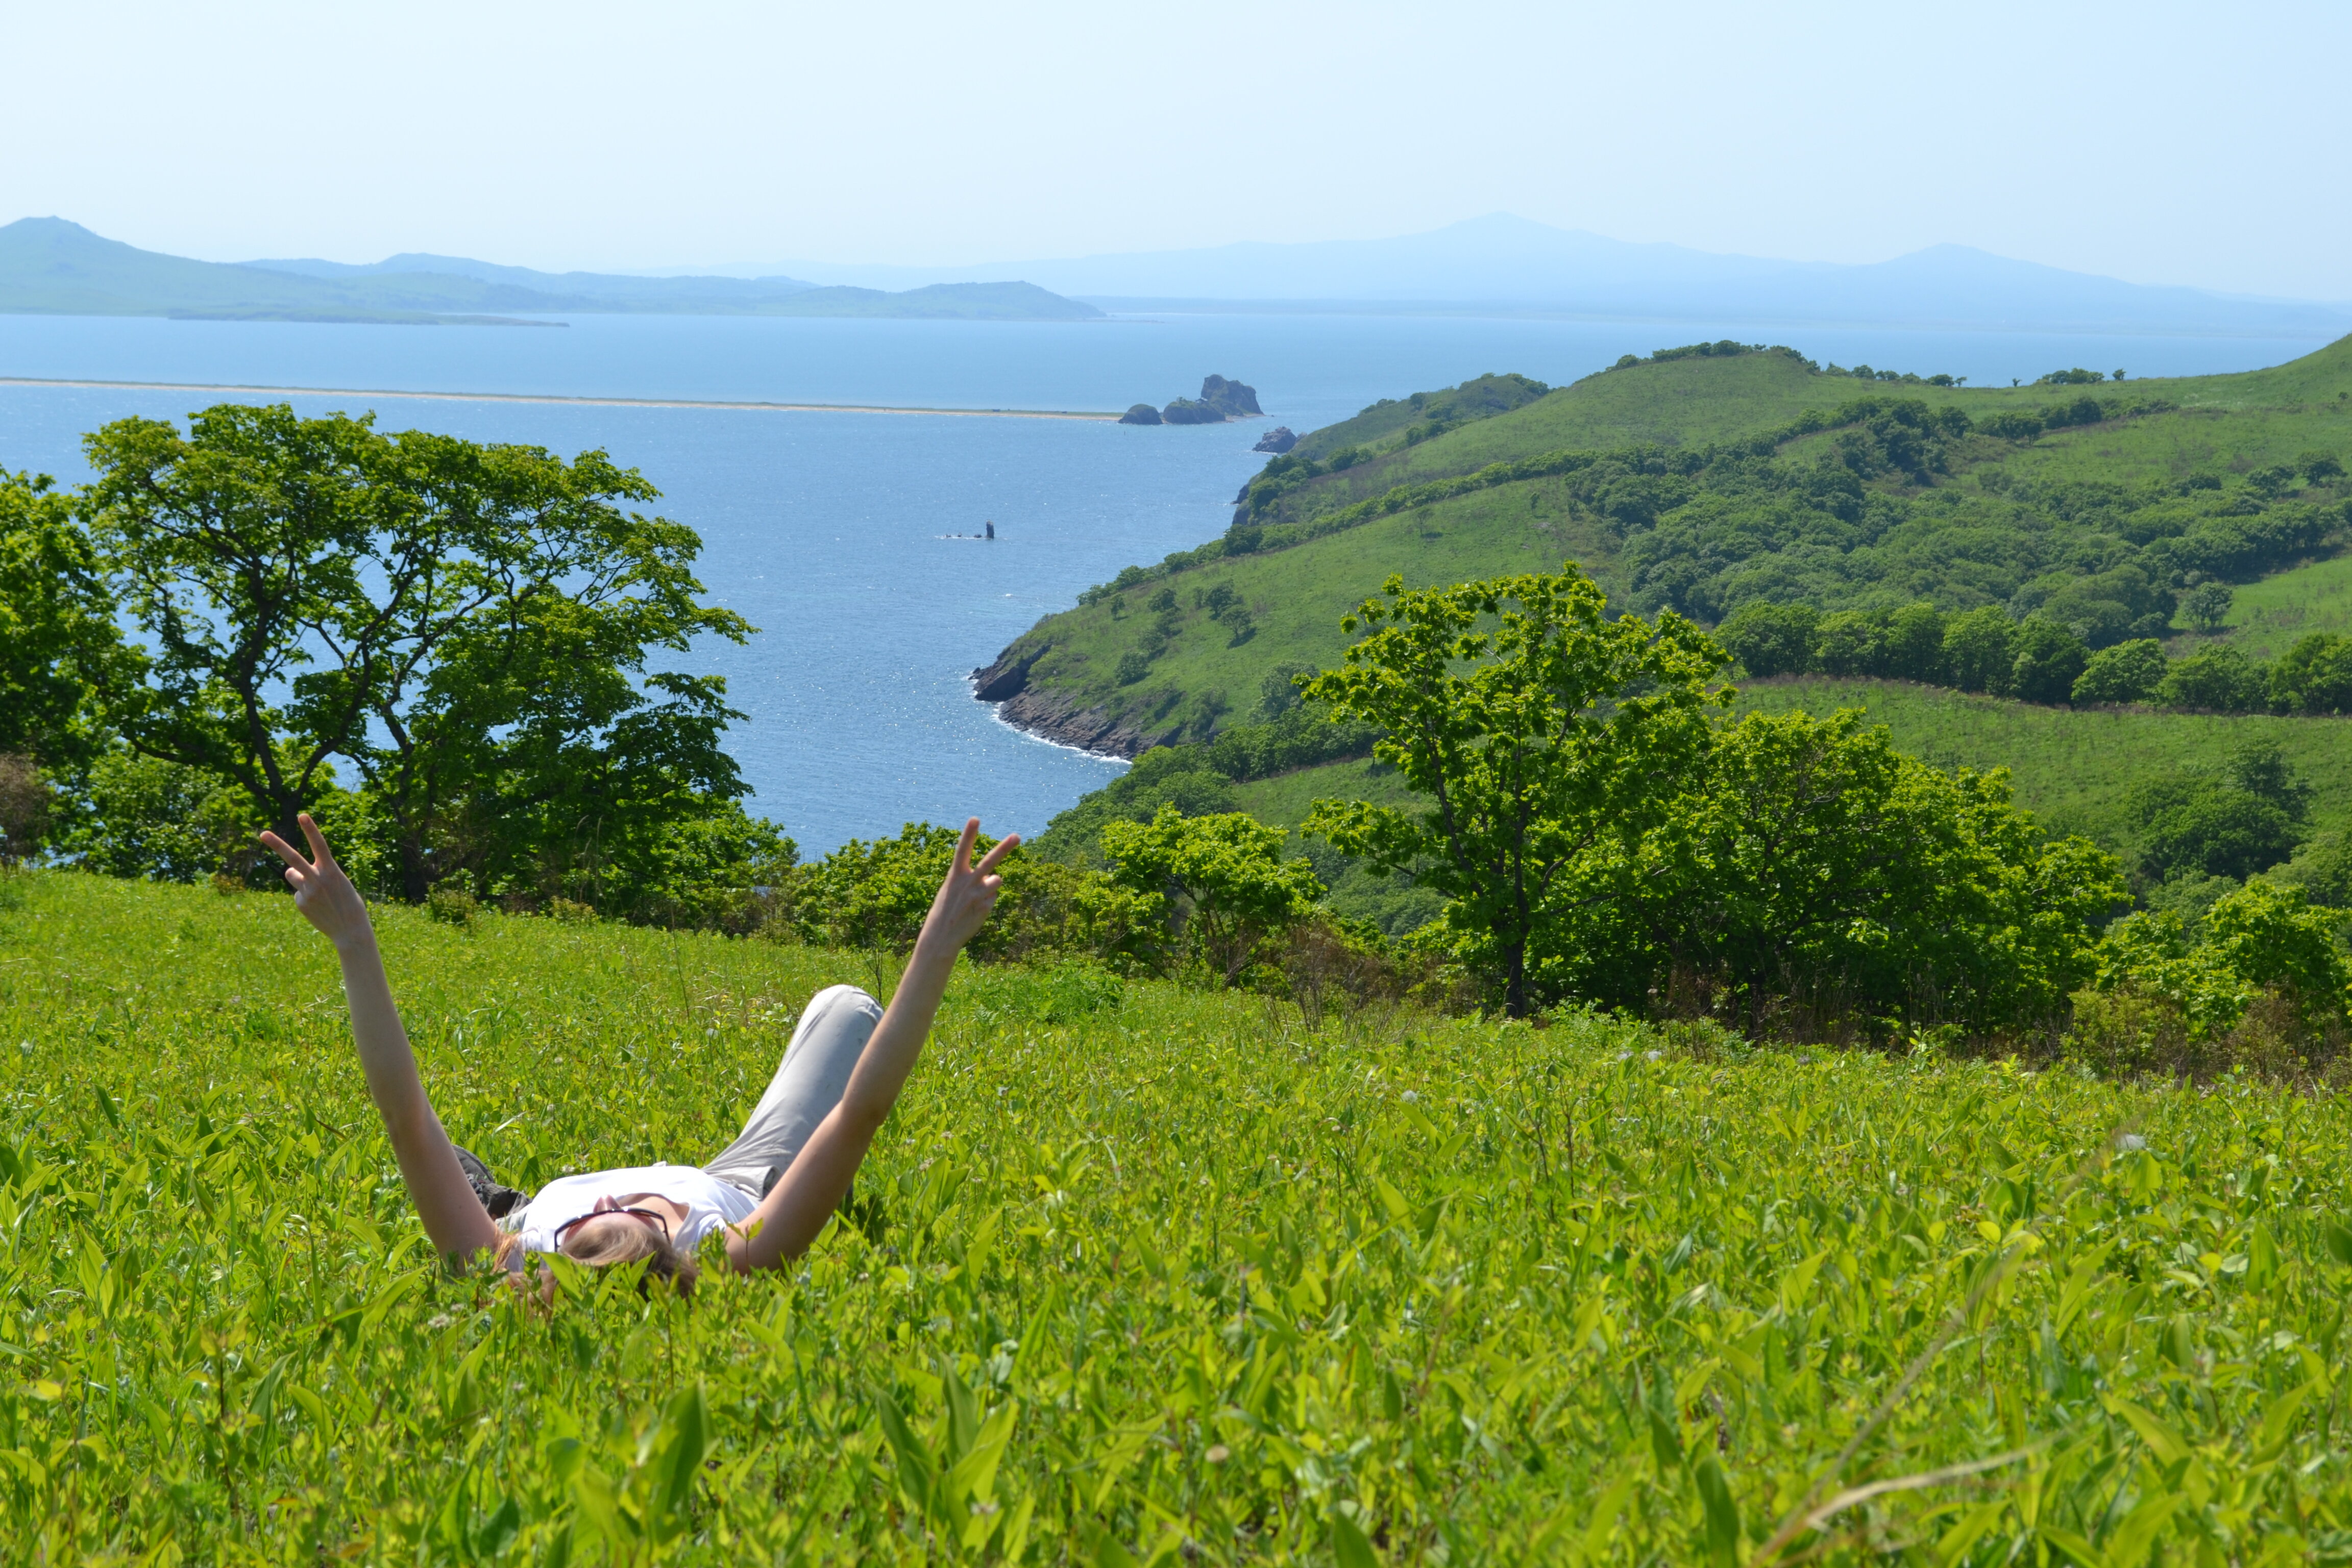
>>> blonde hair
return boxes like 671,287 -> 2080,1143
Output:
495,1218 -> 700,1297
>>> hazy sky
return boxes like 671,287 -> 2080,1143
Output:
5,1 -> 2345,299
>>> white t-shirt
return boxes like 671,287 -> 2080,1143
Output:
506,1164 -> 759,1256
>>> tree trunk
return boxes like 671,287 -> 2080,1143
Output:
398,833 -> 433,903
1505,939 -> 1528,1019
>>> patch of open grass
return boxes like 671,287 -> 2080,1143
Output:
8,870 -> 2352,1559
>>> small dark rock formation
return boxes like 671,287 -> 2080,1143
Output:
1160,398 -> 1223,425
1252,425 -> 1296,453
1117,403 -> 1162,425
1199,375 -> 1262,418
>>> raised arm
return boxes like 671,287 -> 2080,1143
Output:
260,815 -> 500,1263
726,818 -> 1014,1273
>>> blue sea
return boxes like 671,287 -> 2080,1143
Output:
0,310 -> 2333,850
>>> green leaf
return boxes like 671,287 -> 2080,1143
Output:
1332,1508 -> 1380,1568
2322,1219 -> 2352,1268
648,1381 -> 709,1534
1647,1402 -> 1684,1472
2106,1397 -> 2189,1466
1693,1457 -> 1742,1568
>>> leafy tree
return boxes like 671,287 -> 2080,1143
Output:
2180,580 -> 2233,633
0,471 -> 131,773
2157,645 -> 2269,712
2070,639 -> 2168,705
1941,607 -> 2016,695
2143,793 -> 2302,884
1713,602 -> 1818,678
2299,449 -> 2345,483
1880,602 -> 1949,683
1301,565 -> 1728,1016
53,752 -> 262,884
1600,710 -> 2120,1037
2269,632 -> 2352,715
2278,832 -> 2352,909
1811,610 -> 1885,677
1099,806 -> 1322,986
83,404 -> 762,908
2225,740 -> 2314,823
2008,616 -> 2089,704
2095,881 -> 2349,1040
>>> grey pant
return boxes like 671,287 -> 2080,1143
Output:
704,984 -> 883,1199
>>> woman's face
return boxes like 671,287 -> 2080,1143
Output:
557,1192 -> 687,1258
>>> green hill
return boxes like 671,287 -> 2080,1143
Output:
978,336 -> 2352,754
0,218 -> 1103,324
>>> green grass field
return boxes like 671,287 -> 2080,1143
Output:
2213,553 -> 2352,659
10,871 -> 2352,1561
1731,679 -> 2352,845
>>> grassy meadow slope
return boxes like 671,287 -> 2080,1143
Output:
13,870 -> 2352,1557
2216,552 -> 2352,657
1732,678 -> 2352,844
985,335 -> 2352,753
1201,678 -> 2352,905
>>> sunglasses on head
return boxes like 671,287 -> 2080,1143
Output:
553,1206 -> 672,1251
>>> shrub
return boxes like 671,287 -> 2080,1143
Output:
1942,606 -> 2017,694
425,883 -> 479,926
1101,806 -> 1323,988
1715,601 -> 1820,677
2071,638 -> 2168,705
1114,651 -> 1150,685
2159,645 -> 2271,712
2008,615 -> 2090,704
2089,880 -> 2349,1049
2269,632 -> 2352,715
1592,709 -> 2122,1041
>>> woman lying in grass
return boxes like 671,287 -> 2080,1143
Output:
259,812 -> 1014,1294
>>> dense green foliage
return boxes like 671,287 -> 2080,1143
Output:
1717,598 -> 2352,716
0,471 -> 127,772
1099,808 -> 1324,988
10,404 -> 790,928
17,872 -> 2352,1560
1299,567 -> 1726,1017
1572,710 -> 2125,1041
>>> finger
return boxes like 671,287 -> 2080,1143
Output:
283,865 -> 306,894
298,813 -> 338,869
258,830 -> 313,875
974,832 -> 1020,876
953,817 -> 981,875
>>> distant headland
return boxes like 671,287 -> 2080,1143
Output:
0,217 -> 1106,325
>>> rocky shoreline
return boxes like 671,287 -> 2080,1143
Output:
970,644 -> 1164,758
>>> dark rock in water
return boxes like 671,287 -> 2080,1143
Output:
1200,375 -> 1262,417
1161,398 -> 1224,425
1252,425 -> 1296,453
1117,403 -> 1163,425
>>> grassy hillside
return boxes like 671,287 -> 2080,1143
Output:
1221,678 -> 2352,848
2207,551 -> 2352,657
983,335 -> 2352,753
11,869 -> 2352,1558
1732,677 -> 2352,844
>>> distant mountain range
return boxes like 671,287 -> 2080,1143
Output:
0,219 -> 1104,324
8,214 -> 2345,337
746,214 -> 2352,337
